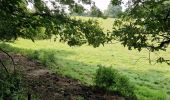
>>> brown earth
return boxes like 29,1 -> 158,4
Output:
0,53 -> 124,100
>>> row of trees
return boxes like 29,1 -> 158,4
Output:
103,4 -> 122,18
71,2 -> 122,18
71,4 -> 103,17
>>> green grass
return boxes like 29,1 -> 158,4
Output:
1,17 -> 170,100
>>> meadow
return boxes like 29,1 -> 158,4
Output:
1,17 -> 170,100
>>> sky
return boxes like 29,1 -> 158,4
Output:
92,0 -> 111,11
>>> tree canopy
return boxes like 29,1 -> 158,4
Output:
90,4 -> 103,17
104,3 -> 122,18
70,3 -> 104,17
111,0 -> 170,51
0,0 -> 107,47
111,0 -> 170,63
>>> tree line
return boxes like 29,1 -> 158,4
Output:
71,2 -> 123,18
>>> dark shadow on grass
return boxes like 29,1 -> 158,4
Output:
0,42 -> 97,84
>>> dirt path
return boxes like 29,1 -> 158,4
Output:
0,53 -> 124,100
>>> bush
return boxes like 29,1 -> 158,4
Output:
94,65 -> 136,98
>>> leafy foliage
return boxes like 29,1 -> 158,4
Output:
0,0 -> 107,47
94,65 -> 136,98
111,0 -> 170,52
110,0 -> 170,64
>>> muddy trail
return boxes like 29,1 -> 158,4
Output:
0,53 -> 124,100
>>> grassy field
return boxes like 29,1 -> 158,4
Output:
1,17 -> 170,100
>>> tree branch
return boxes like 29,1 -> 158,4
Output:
158,39 -> 170,48
0,48 -> 15,72
164,9 -> 170,22
0,59 -> 9,73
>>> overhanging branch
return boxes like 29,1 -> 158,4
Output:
0,59 -> 8,73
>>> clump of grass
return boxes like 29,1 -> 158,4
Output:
28,50 -> 57,67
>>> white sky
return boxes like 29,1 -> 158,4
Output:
92,0 -> 111,11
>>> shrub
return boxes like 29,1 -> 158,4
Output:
94,65 -> 136,98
